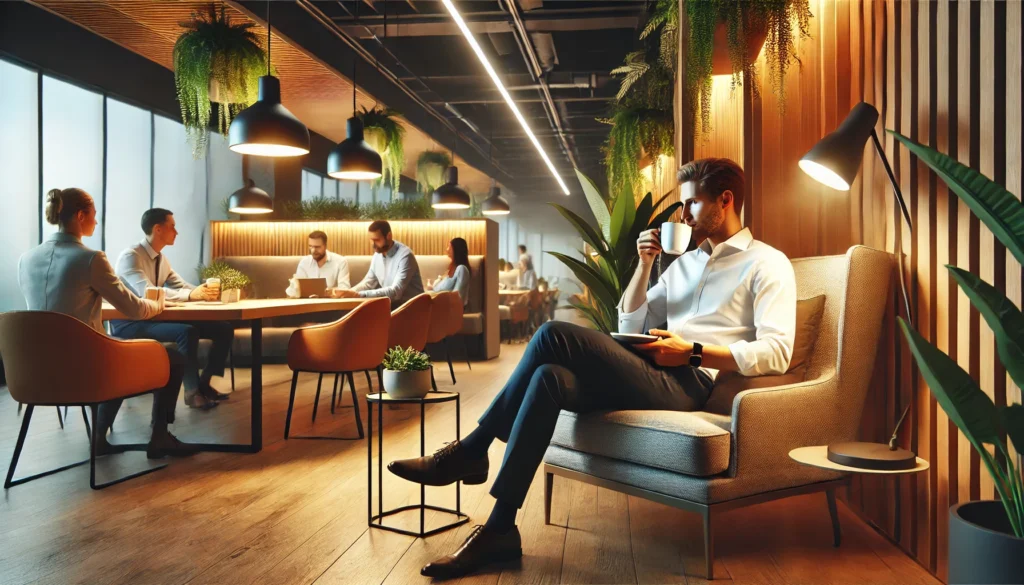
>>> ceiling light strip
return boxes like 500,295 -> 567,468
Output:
440,0 -> 571,195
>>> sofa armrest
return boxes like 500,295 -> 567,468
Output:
727,371 -> 844,477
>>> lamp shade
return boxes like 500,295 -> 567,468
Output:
228,179 -> 273,214
431,166 -> 471,209
481,185 -> 510,215
327,117 -> 383,180
799,101 -> 880,191
229,76 -> 310,157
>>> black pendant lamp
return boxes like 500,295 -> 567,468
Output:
228,1 -> 310,157
481,130 -> 509,215
228,179 -> 273,214
432,130 -> 470,210
328,58 -> 382,181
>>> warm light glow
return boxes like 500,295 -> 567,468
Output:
229,206 -> 274,214
799,159 -> 851,191
432,202 -> 472,210
441,0 -> 571,196
481,209 -> 510,216
230,143 -> 310,157
329,170 -> 382,181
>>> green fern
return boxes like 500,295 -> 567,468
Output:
173,4 -> 270,158
358,106 -> 406,197
610,52 -> 651,102
416,151 -> 452,195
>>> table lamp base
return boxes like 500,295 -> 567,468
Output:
827,441 -> 917,471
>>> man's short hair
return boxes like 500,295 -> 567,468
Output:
676,158 -> 745,214
141,208 -> 173,235
368,220 -> 392,237
518,244 -> 526,252
308,230 -> 328,245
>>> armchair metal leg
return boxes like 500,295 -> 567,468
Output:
702,508 -> 714,580
330,374 -> 340,414
289,371 -> 364,440
826,487 -> 842,547
348,372 -> 364,439
444,338 -> 456,384
56,406 -> 64,429
431,367 -> 438,392
364,370 -> 373,393
284,371 -> 299,440
88,405 -> 165,490
228,348 -> 235,392
460,335 -> 472,370
81,406 -> 91,439
311,373 -> 324,423
6,406 -> 86,489
544,471 -> 553,525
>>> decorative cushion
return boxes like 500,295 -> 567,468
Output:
551,409 -> 732,477
460,313 -> 484,335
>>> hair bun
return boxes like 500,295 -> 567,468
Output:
45,189 -> 64,225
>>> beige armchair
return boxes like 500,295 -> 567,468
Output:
543,245 -> 892,579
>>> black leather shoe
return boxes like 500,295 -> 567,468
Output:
200,383 -> 230,401
146,432 -> 200,459
421,525 -> 522,579
388,441 -> 488,486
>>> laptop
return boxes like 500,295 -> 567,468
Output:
296,277 -> 328,298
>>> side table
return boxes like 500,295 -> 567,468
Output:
789,445 -> 929,542
367,391 -> 470,537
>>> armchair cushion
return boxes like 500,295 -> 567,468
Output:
550,409 -> 732,477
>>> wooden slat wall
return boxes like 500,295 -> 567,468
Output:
683,0 -> 1021,581
210,219 -> 489,258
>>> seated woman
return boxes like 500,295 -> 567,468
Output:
17,188 -> 197,458
428,237 -> 471,306
516,255 -> 537,290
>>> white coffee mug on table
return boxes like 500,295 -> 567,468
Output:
660,222 -> 693,255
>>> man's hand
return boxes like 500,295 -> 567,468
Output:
634,328 -> 693,367
189,284 -> 219,302
636,228 -> 662,266
333,289 -> 360,299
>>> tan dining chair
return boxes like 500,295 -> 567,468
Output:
427,292 -> 462,385
387,292 -> 434,390
0,311 -> 171,490
284,297 -> 390,440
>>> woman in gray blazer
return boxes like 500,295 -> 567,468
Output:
429,237 -> 471,306
17,188 -> 196,459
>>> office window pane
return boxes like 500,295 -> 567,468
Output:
206,131 -> 243,263
324,177 -> 340,199
104,98 -> 151,259
42,75 -> 103,250
339,180 -> 358,202
302,169 -> 323,200
153,115 -> 206,284
0,60 -> 40,310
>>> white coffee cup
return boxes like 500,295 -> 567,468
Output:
206,277 -> 221,290
144,286 -> 166,303
660,222 -> 693,255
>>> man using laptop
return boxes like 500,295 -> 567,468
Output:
333,220 -> 424,307
112,208 -> 234,411
286,230 -> 350,298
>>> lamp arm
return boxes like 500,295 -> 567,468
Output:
871,129 -> 913,234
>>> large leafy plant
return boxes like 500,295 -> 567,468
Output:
416,151 -> 452,195
197,261 -> 252,292
892,131 -> 1024,537
173,4 -> 269,158
547,169 -> 682,333
685,0 -> 813,136
382,346 -> 431,372
358,106 -> 406,197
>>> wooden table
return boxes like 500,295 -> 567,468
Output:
103,298 -> 365,453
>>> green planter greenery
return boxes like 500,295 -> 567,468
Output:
547,169 -> 682,333
357,106 -> 406,197
173,4 -> 270,158
278,196 -> 434,221
416,151 -> 452,195
891,131 -> 1024,540
197,261 -> 252,299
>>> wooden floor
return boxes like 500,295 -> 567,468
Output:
0,342 -> 942,585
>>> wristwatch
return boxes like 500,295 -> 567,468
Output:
689,342 -> 704,368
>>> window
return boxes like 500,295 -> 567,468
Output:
302,169 -> 324,200
153,115 -> 206,284
104,98 -> 152,258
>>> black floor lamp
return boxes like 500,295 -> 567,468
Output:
799,101 -> 918,471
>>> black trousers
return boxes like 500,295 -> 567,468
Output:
111,320 -> 234,400
96,344 -> 185,434
479,321 -> 714,508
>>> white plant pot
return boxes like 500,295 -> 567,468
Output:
382,368 -> 432,399
221,288 -> 241,303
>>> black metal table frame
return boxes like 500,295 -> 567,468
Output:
366,391 -> 469,537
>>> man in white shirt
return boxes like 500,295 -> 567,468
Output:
112,208 -> 235,411
387,158 -> 797,579
333,220 -> 424,307
286,230 -> 351,298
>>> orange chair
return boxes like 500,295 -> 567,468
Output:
284,297 -> 390,440
427,292 -> 470,384
387,292 -> 434,390
0,311 -> 171,490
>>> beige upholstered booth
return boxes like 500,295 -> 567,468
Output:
543,246 -> 892,579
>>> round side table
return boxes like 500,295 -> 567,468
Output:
789,445 -> 929,542
366,391 -> 469,538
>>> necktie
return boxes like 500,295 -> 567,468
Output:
154,254 -> 162,287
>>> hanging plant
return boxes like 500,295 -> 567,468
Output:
685,0 -> 813,136
357,106 -> 406,198
416,151 -> 452,195
173,4 -> 270,158
600,106 -> 674,198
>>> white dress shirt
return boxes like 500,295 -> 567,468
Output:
285,251 -> 351,298
115,239 -> 195,302
351,241 -> 424,306
618,228 -> 797,381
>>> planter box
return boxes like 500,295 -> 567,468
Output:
382,368 -> 432,399
949,500 -> 1024,584
221,288 -> 241,303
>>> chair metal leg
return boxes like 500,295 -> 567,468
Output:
330,373 -> 340,414
702,508 -> 714,580
81,406 -> 91,440
364,370 -> 373,393
348,372 -> 364,439
290,371 -> 364,440
56,406 -> 64,430
311,373 -> 324,423
826,487 -> 842,547
444,338 -> 456,384
284,371 -> 299,439
431,367 -> 437,392
460,335 -> 472,370
229,348 -> 236,392
17,402 -> 22,415
88,404 -> 165,490
544,471 -> 554,525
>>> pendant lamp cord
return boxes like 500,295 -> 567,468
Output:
352,0 -> 359,116
266,0 -> 271,76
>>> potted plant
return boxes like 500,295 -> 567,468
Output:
381,346 -> 432,399
198,261 -> 252,303
416,151 -> 452,196
357,106 -> 406,198
547,169 -> 682,333
892,131 -> 1024,584
684,0 -> 813,136
173,4 -> 269,158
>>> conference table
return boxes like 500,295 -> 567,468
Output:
102,298 -> 365,453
